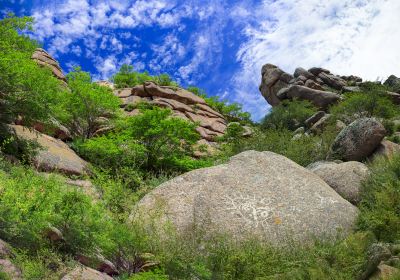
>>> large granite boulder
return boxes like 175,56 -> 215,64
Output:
277,85 -> 340,109
136,151 -> 358,245
61,266 -> 113,280
10,125 -> 88,176
115,81 -> 227,142
31,48 -> 67,85
328,118 -> 386,161
384,75 -> 400,93
259,64 -> 293,106
308,161 -> 369,205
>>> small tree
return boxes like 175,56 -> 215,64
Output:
65,67 -> 121,139
0,14 -> 66,131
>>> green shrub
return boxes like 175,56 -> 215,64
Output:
63,67 -> 121,139
0,15 -> 68,143
221,126 -> 336,167
261,99 -> 318,131
358,154 -> 400,242
0,165 -> 116,255
330,89 -> 399,124
188,86 -> 251,123
112,64 -> 177,88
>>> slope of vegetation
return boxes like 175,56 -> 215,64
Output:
1,14 -> 400,279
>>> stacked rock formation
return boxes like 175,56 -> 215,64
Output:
31,48 -> 67,86
115,81 -> 227,142
259,64 -> 363,109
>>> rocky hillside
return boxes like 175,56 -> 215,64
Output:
3,15 -> 400,280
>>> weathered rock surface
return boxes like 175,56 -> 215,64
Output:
277,85 -> 340,109
115,81 -> 227,142
259,64 -> 293,106
305,111 -> 326,128
0,259 -> 22,279
384,75 -> 400,93
10,125 -> 88,176
308,161 -> 369,204
0,239 -> 12,258
371,140 -> 400,160
31,48 -> 67,85
310,114 -> 331,134
328,118 -> 386,161
61,266 -> 113,280
136,151 -> 358,245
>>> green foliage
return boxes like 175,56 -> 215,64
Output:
62,67 -> 121,139
188,86 -> 251,123
0,165 -> 116,255
112,64 -> 177,88
221,126 -> 337,167
262,99 -> 318,131
129,270 -> 169,280
151,231 -> 373,280
330,88 -> 399,124
358,154 -> 400,242
0,14 -> 67,134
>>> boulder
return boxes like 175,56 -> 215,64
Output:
294,67 -> 315,80
370,264 -> 400,280
358,243 -> 392,280
10,125 -> 88,176
259,64 -> 293,106
310,114 -> 331,134
308,67 -> 330,76
305,111 -> 326,128
0,259 -> 22,279
307,161 -> 369,204
328,118 -> 386,161
318,72 -> 347,90
386,91 -> 400,105
136,151 -> 358,245
343,86 -> 361,93
305,79 -> 323,90
31,48 -> 67,85
0,239 -> 12,258
384,75 -> 400,93
61,266 -> 113,280
371,140 -> 400,160
277,85 -> 340,109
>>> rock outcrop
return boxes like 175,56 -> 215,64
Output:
308,161 -> 369,205
136,151 -> 358,245
328,118 -> 386,161
259,63 -> 361,108
115,81 -> 227,142
371,140 -> 400,160
10,125 -> 88,176
61,266 -> 113,280
31,48 -> 67,85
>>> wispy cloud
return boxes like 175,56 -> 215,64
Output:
233,0 -> 400,120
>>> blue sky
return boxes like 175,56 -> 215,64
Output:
1,0 -> 400,120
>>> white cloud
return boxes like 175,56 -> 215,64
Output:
234,0 -> 400,120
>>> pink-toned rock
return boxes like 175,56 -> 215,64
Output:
10,125 -> 88,176
0,259 -> 22,279
31,48 -> 66,83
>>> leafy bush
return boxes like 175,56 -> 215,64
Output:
330,89 -> 399,124
112,64 -> 177,88
358,154 -> 400,242
75,106 -> 209,177
0,166 -> 115,255
261,99 -> 318,130
0,15 -> 67,137
188,86 -> 251,123
63,67 -> 121,139
221,126 -> 337,167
